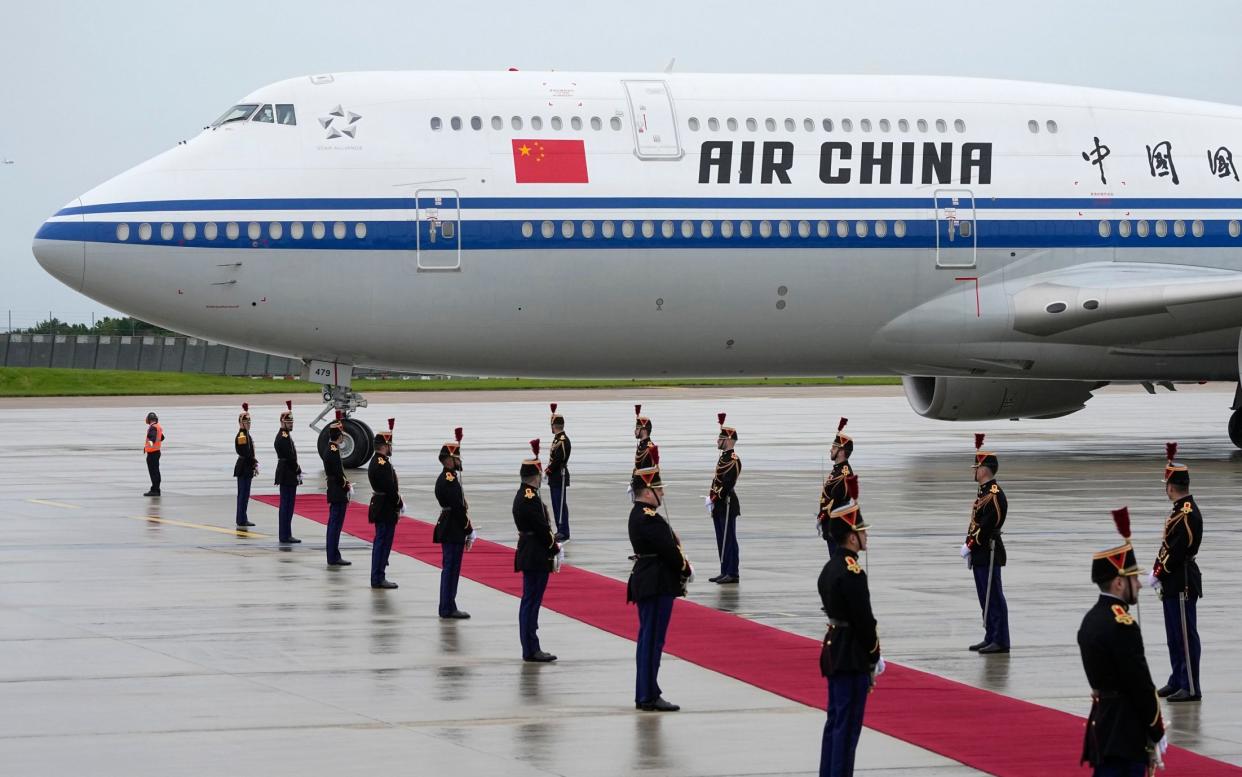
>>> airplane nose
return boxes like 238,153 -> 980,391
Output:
32,199 -> 86,292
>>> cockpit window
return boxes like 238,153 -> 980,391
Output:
211,104 -> 259,126
253,104 -> 275,123
275,104 -> 297,125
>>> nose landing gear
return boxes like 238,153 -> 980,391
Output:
1230,383 -> 1242,449
311,384 -> 374,468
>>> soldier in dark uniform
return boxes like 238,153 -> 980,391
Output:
708,413 -> 741,584
433,427 -> 472,619
367,419 -> 401,589
1079,514 -> 1167,776
634,404 -> 656,473
514,439 -> 559,662
547,403 -> 572,542
320,412 -> 352,566
817,417 -> 854,557
233,403 -> 256,528
627,462 -> 692,712
963,433 -> 1009,654
818,486 -> 883,777
1145,443 -> 1204,703
273,401 -> 302,544
143,411 -> 164,496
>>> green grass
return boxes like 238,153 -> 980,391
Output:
0,367 -> 901,397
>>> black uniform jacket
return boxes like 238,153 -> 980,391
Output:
367,453 -> 402,524
513,484 -> 556,572
817,461 -> 852,521
1078,595 -> 1164,766
434,468 -> 472,544
321,443 -> 350,504
273,430 -> 301,486
233,427 -> 257,479
634,438 -> 656,472
547,431 -> 572,485
966,480 -> 1007,567
709,450 -> 742,518
626,502 -> 689,602
817,548 -> 881,676
1154,496 -> 1203,598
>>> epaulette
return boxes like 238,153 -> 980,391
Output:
237,433 -> 247,443
1180,502 -> 1193,514
841,464 -> 851,477
329,444 -> 338,452
524,487 -> 535,499
1111,604 -> 1136,626
845,556 -> 864,575
731,452 -> 738,460
377,456 -> 387,466
445,472 -> 455,482
990,484 -> 1000,494
643,507 -> 658,516
280,431 -> 289,438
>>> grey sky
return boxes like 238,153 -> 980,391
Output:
4,0 -> 1241,327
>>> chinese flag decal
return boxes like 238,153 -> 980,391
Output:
512,139 -> 589,183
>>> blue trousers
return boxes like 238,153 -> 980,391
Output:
440,542 -> 465,616
371,521 -> 396,585
549,475 -> 569,538
820,672 -> 870,777
1093,760 -> 1148,777
1162,591 -> 1202,694
235,476 -> 252,525
519,569 -> 549,657
325,501 -> 346,563
635,594 -> 675,703
972,563 -> 1010,648
712,499 -> 740,577
277,482 -> 297,541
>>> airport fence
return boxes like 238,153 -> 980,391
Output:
0,334 -> 300,376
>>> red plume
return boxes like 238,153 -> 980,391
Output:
454,426 -> 463,442
649,443 -> 660,465
846,474 -> 859,500
285,400 -> 292,411
242,402 -> 249,412
837,417 -> 848,432
550,402 -> 558,413
635,404 -> 642,417
387,418 -> 395,431
530,438 -> 540,457
975,433 -> 985,450
334,409 -> 343,420
1111,507 -> 1132,539
1165,442 -> 1177,463
718,412 -> 726,426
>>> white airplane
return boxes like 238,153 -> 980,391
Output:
33,70 -> 1242,465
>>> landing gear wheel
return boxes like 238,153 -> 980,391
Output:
317,418 -> 375,469
1229,409 -> 1242,449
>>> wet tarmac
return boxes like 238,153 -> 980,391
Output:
2,384 -> 1239,775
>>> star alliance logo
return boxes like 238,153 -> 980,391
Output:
318,105 -> 362,139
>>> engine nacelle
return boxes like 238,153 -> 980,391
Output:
902,376 -> 1106,421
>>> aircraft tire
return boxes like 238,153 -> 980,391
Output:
317,418 -> 375,469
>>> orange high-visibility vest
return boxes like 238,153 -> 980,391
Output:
144,423 -> 164,454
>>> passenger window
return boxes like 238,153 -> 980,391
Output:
661,220 -> 674,238
688,117 -> 701,131
531,116 -> 543,130
521,222 -> 534,238
875,221 -> 888,238
708,117 -> 720,131
512,116 -> 523,130
275,104 -> 297,125
470,116 -> 482,130
727,118 -> 738,131
601,220 -> 615,238
431,117 -> 443,131
720,220 -> 735,238
491,116 -> 503,130
581,220 -> 595,238
621,220 -> 635,238
253,104 -> 275,124
541,221 -> 555,238
784,118 -> 795,132
860,119 -> 872,133
610,116 -> 622,131
551,116 -> 563,130
571,117 -> 583,131
591,117 -> 603,130
739,221 -> 753,238
817,220 -> 830,238
746,118 -> 758,131
450,116 -> 463,131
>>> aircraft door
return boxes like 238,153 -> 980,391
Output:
621,80 -> 683,160
934,189 -> 976,269
415,189 -> 461,271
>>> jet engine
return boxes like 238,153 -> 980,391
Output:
902,376 -> 1106,421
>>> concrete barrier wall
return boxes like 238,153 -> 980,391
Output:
0,334 -> 300,377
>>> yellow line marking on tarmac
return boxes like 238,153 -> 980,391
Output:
27,499 -> 82,509
130,515 -> 268,538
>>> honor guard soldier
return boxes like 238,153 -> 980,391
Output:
143,411 -> 164,496
233,403 -> 256,527
367,419 -> 401,589
547,403 -> 572,542
1144,443 -> 1204,703
963,434 -> 1010,654
320,412 -> 352,566
433,427 -> 472,619
818,484 -> 884,777
817,418 -> 854,556
627,458 -> 692,712
273,401 -> 302,543
1078,508 -> 1167,776
634,405 -> 656,472
514,439 -> 559,661
708,413 -> 742,584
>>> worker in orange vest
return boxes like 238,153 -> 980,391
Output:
144,412 -> 164,496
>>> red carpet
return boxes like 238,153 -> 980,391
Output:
258,494 -> 1235,776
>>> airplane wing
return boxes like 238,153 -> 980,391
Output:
1010,262 -> 1242,340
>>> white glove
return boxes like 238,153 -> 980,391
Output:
465,529 -> 478,551
1157,734 -> 1168,756
873,657 -> 886,677
959,543 -> 971,559
1141,571 -> 1159,589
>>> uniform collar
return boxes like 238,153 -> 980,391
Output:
839,547 -> 859,560
1173,495 -> 1194,509
1099,593 -> 1129,610
978,479 -> 997,494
